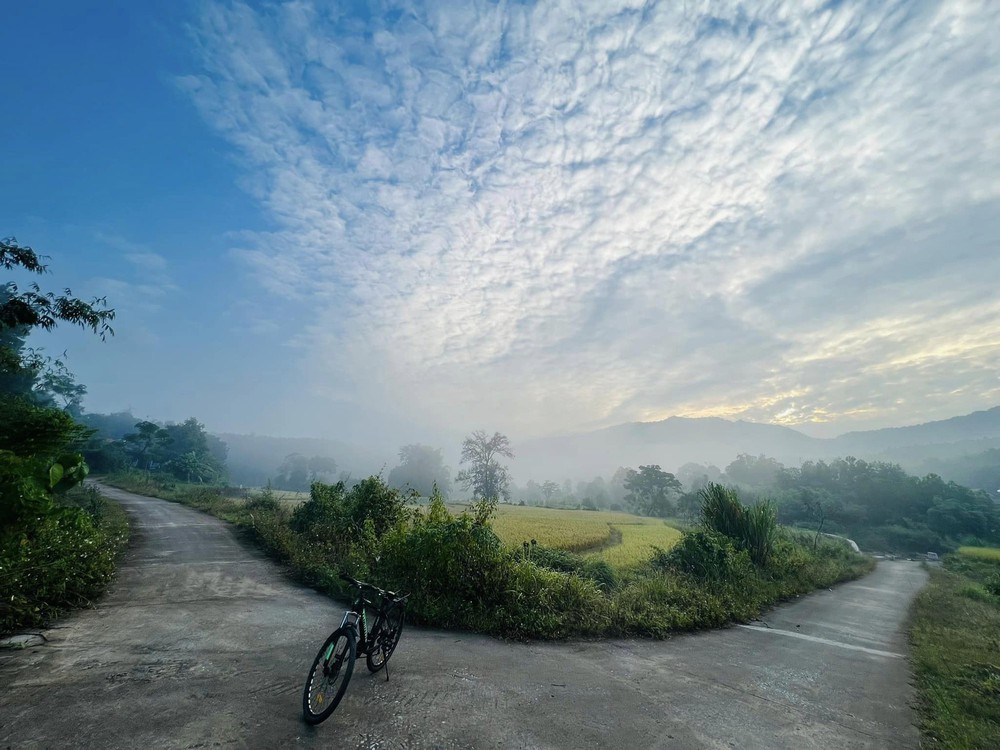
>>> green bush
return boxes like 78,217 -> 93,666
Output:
657,529 -> 753,582
0,486 -> 128,635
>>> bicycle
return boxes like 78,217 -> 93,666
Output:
301,572 -> 409,725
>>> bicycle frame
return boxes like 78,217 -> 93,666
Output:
339,588 -> 386,655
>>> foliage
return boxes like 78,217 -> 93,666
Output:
119,417 -> 226,483
1,238 -> 113,411
0,484 -> 129,636
455,430 -> 514,502
0,395 -> 88,457
0,239 -> 128,635
699,483 -> 778,566
289,476 -> 408,550
387,444 -> 451,498
910,555 -> 1000,749
723,453 -> 784,489
622,464 -> 683,517
657,530 -> 753,582
272,453 -> 337,492
771,456 -> 999,553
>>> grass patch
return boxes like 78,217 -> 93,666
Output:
0,485 -> 129,636
103,472 -> 873,640
911,555 -> 1000,749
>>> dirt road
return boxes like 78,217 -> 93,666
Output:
0,484 -> 927,748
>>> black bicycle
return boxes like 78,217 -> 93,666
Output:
302,572 -> 409,725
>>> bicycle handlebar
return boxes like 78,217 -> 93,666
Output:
339,571 -> 406,602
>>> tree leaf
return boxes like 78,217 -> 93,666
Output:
49,463 -> 64,488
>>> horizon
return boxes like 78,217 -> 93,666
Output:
5,1 -> 999,446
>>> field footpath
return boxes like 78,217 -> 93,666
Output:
0,483 -> 926,749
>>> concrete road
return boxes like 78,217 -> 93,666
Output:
0,484 -> 927,749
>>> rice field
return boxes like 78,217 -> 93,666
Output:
586,521 -> 683,568
482,505 -> 684,569
958,546 -> 1000,562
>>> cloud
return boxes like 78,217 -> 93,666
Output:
181,0 -> 1000,437
90,235 -> 177,316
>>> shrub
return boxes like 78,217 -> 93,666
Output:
0,486 -> 129,635
699,483 -> 777,566
656,530 -> 753,582
986,574 -> 1000,597
290,481 -> 349,541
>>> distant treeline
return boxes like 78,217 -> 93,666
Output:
687,453 -> 999,554
80,411 -> 228,484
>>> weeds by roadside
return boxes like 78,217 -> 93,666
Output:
0,485 -> 129,636
911,553 -> 1000,749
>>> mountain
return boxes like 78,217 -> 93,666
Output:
215,405 -> 1000,491
830,406 -> 1000,454
510,406 -> 1000,486
512,417 -> 825,483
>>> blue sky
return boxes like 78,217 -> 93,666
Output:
2,0 -> 998,446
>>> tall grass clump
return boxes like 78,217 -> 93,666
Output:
699,483 -> 777,566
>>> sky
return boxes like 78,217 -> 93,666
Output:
2,0 -> 999,447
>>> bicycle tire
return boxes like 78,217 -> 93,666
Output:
366,604 -> 404,673
302,626 -> 356,725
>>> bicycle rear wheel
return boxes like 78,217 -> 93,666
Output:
302,626 -> 356,725
366,604 -> 405,673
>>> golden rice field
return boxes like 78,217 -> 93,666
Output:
482,505 -> 684,569
958,546 -> 1000,562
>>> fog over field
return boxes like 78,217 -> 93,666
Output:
5,0 -> 999,466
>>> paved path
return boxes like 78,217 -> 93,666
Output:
0,484 -> 927,749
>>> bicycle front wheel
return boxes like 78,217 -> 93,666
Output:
302,626 -> 356,725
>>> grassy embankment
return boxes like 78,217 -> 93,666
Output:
0,485 -> 129,637
104,472 -> 872,640
910,547 -> 1000,749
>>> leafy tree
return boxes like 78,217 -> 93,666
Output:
623,465 -> 683,517
274,453 -> 310,491
676,461 -> 722,492
723,453 -> 784,489
577,477 -> 610,508
123,421 -> 172,471
523,479 -> 541,506
609,466 -> 632,506
455,430 -> 514,502
1,238 -> 112,534
307,455 -> 338,483
540,480 -> 559,503
388,444 -> 450,498
120,417 -> 226,482
1,238 -> 114,395
165,451 -> 216,483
